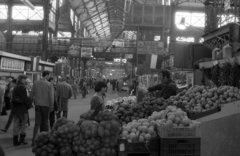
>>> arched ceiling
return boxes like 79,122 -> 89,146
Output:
68,0 -> 125,40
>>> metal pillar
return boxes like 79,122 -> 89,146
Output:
42,0 -> 50,61
71,14 -> 75,38
82,58 -> 88,78
76,17 -> 80,38
54,0 -> 60,37
6,0 -> 13,52
170,4 -> 177,55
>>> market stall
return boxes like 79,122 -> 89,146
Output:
25,57 -> 55,82
0,51 -> 31,78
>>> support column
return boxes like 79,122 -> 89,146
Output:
170,3 -> 177,55
54,0 -> 60,37
42,0 -> 50,61
6,0 -> 13,52
71,14 -> 75,38
76,17 -> 80,38
82,58 -> 88,78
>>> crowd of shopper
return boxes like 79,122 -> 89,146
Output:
0,72 -> 136,153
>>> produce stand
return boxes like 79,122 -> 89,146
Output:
196,100 -> 240,122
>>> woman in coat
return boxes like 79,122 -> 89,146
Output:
11,75 -> 31,146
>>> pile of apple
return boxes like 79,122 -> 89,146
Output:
119,106 -> 197,143
152,106 -> 197,128
168,85 -> 240,114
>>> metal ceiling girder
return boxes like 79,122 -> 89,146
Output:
172,0 -> 206,5
102,28 -> 125,52
93,0 -> 108,37
81,0 -> 102,38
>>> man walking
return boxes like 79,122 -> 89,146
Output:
56,77 -> 72,119
31,71 -> 53,146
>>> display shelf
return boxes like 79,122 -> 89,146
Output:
196,100 -> 240,122
198,56 -> 240,69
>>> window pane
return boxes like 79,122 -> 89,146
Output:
0,5 -> 7,19
12,6 -> 43,20
175,11 -> 205,28
191,13 -> 205,27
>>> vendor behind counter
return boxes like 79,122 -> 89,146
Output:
147,70 -> 177,99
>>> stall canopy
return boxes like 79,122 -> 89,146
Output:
68,0 -> 125,40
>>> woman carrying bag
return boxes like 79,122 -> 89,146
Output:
11,75 -> 32,146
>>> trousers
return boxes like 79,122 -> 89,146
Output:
32,106 -> 50,142
49,111 -> 55,130
13,113 -> 28,136
56,111 -> 68,119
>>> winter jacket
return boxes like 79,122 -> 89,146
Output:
12,82 -> 31,115
148,80 -> 177,99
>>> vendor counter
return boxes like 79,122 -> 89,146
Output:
196,101 -> 240,156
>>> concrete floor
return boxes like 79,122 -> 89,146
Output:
0,89 -> 128,156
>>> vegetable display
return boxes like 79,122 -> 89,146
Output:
32,110 -> 121,156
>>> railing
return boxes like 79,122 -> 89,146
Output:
0,36 -> 136,55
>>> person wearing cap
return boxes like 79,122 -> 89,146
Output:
31,71 -> 54,146
147,70 -> 177,99
11,75 -> 31,146
56,77 -> 72,119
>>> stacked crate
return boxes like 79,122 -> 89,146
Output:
118,138 -> 159,156
157,123 -> 201,156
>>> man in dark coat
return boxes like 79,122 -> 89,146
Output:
148,70 -> 177,99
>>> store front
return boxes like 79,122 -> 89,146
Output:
0,51 -> 31,79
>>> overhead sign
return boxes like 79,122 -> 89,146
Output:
114,58 -> 127,63
44,66 -> 54,72
0,57 -> 25,71
138,41 -> 163,55
81,47 -> 93,57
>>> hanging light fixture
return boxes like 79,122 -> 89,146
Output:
177,17 -> 187,30
21,0 -> 35,10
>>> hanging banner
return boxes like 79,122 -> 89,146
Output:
81,47 -> 93,57
138,41 -> 163,55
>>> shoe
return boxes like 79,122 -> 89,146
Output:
0,129 -> 7,132
13,135 -> 20,146
19,134 -> 28,145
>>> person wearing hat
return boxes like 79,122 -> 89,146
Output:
147,70 -> 177,99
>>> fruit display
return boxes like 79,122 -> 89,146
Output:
115,96 -> 168,125
154,106 -> 196,128
168,85 -> 240,115
120,118 -> 158,143
32,110 -> 121,156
